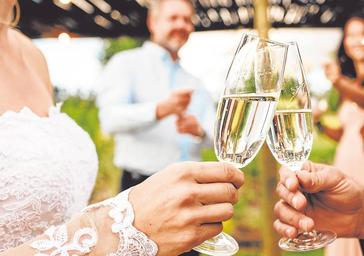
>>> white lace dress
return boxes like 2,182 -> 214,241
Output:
0,105 -> 98,252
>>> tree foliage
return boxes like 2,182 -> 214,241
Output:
100,36 -> 144,64
61,95 -> 120,203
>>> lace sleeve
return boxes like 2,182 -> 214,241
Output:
82,189 -> 158,256
0,189 -> 158,256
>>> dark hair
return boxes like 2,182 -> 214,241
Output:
337,12 -> 364,79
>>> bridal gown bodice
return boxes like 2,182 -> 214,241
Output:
0,105 -> 98,252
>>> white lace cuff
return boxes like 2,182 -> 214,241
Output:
30,225 -> 98,256
30,189 -> 158,256
84,188 -> 158,256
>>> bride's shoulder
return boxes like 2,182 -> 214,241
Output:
10,29 -> 53,94
10,29 -> 41,57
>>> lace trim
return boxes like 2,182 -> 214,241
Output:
30,224 -> 97,256
84,189 -> 158,256
0,102 -> 63,120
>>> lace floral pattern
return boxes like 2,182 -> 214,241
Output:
31,225 -> 98,256
0,106 -> 98,252
84,189 -> 158,256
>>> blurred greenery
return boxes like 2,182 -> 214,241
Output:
234,72 -> 279,95
203,249 -> 324,256
60,37 -> 339,256
327,88 -> 340,112
284,250 -> 324,256
100,36 -> 143,64
61,95 -> 120,203
281,78 -> 299,99
62,94 -> 332,256
61,36 -> 144,202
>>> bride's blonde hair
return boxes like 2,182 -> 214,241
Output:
0,1 -> 20,27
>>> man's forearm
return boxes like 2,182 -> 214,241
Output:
99,102 -> 158,134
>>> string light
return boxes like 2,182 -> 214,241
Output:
58,32 -> 71,44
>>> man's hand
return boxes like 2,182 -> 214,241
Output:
156,89 -> 193,120
176,114 -> 205,138
274,161 -> 364,239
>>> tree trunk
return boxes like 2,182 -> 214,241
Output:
253,0 -> 281,255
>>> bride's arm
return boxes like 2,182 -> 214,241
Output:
2,189 -> 155,256
0,162 -> 244,256
1,211 -> 98,256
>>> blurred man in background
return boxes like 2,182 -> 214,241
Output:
97,3 -> 215,253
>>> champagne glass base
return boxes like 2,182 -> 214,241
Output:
193,232 -> 239,256
279,230 -> 336,252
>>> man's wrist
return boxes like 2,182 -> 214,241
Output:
198,128 -> 206,139
156,101 -> 170,120
356,189 -> 364,239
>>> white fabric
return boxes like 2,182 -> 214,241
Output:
31,225 -> 98,256
30,189 -> 157,256
0,105 -> 98,252
83,189 -> 158,256
97,41 -> 216,175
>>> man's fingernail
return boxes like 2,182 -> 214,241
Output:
299,219 -> 313,231
299,219 -> 308,231
285,228 -> 294,237
292,196 -> 299,209
285,178 -> 295,189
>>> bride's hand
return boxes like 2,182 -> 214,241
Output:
130,161 -> 244,256
2,162 -> 243,256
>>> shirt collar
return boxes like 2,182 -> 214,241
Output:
143,41 -> 180,64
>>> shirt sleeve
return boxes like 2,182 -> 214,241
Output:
199,88 -> 216,148
189,83 -> 216,148
96,53 -> 158,134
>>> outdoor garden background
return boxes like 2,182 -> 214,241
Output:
58,36 -> 340,256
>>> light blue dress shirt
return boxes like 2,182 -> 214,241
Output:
96,41 -> 216,175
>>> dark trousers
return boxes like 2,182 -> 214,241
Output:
120,169 -> 200,256
120,169 -> 149,191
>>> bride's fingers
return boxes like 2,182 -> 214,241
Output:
196,203 -> 234,223
190,162 -> 244,189
196,183 -> 238,205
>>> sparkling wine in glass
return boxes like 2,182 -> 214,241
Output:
266,42 -> 337,251
193,34 -> 288,256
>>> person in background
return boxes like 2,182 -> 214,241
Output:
317,13 -> 364,256
324,13 -> 364,108
97,0 -> 215,200
97,1 -> 216,254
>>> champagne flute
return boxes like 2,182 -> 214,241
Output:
193,34 -> 288,256
266,42 -> 337,251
